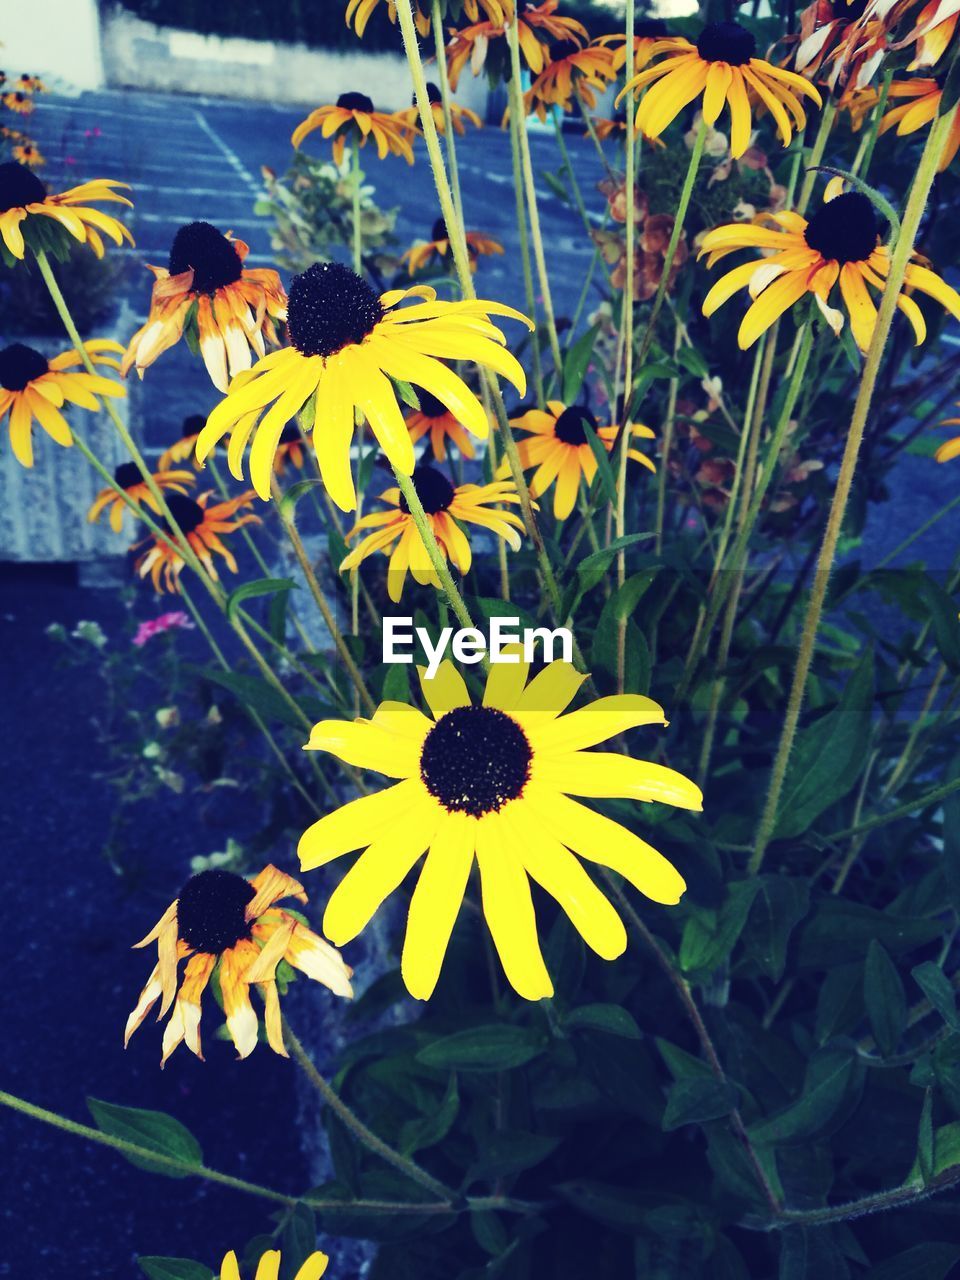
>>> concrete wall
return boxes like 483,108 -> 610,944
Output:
3,0 -> 105,91
99,8 -> 490,114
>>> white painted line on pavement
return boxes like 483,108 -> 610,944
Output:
191,108 -> 261,194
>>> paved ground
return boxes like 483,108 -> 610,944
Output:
5,83 -> 960,1279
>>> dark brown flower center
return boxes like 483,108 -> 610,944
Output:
337,91 -> 375,113
0,342 -> 48,391
181,413 -> 206,437
176,869 -> 255,954
400,464 -> 455,515
417,388 -> 448,419
168,221 -> 244,294
420,705 -> 532,816
804,192 -> 879,264
0,160 -> 45,213
554,404 -> 598,446
637,18 -> 669,38
431,217 -> 449,242
425,82 -> 442,104
114,462 -> 142,490
159,492 -> 205,537
696,22 -> 756,65
287,261 -> 384,358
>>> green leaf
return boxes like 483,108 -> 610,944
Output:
675,345 -> 709,379
864,939 -> 907,1057
138,1259 -> 214,1280
392,377 -> 421,411
743,875 -> 810,981
381,663 -> 411,702
749,1047 -> 862,1146
562,323 -> 600,404
576,534 -> 656,577
942,750 -> 960,912
779,1226 -> 851,1280
416,1025 -> 545,1072
195,667 -> 309,731
912,961 -> 960,1031
680,880 -> 760,974
279,477 -> 325,519
906,1122 -> 960,1183
662,1078 -> 738,1131
774,649 -> 874,838
799,899 -> 942,969
867,1243 -> 960,1280
87,1098 -> 203,1179
398,1074 -> 459,1154
582,418 -> 618,507
919,1089 -> 935,1184
468,1131 -> 561,1180
225,577 -> 297,624
591,574 -> 654,695
913,577 -> 960,673
565,1003 -> 641,1039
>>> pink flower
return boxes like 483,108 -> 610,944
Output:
133,611 -> 195,647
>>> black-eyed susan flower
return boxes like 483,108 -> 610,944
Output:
159,413 -> 207,471
346,0 -> 431,37
298,656 -> 701,1000
121,222 -> 287,394
617,22 -> 822,158
793,0 -> 889,89
11,140 -> 43,167
340,464 -> 525,601
196,264 -> 531,510
900,0 -> 958,68
507,400 -> 655,520
447,2 -> 586,89
0,338 -> 125,468
347,0 -> 512,37
2,91 -> 33,115
935,402 -> 960,462
879,78 -> 960,171
0,160 -> 132,260
595,20 -> 670,72
87,462 -> 195,534
700,182 -> 960,351
407,387 -> 480,460
125,864 -> 352,1064
518,40 -> 617,120
134,490 -> 259,593
292,93 -> 415,166
14,74 -> 46,94
219,1249 -> 329,1280
397,81 -> 484,137
401,217 -> 504,275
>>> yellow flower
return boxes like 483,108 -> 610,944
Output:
595,20 -> 672,72
0,160 -> 132,259
134,491 -> 260,593
446,2 -> 586,89
11,141 -> 43,167
935,402 -> 960,462
0,339 -> 125,468
87,463 -> 195,534
220,1249 -> 329,1280
406,387 -> 480,460
397,81 -> 484,137
401,217 -> 504,274
617,22 -> 821,158
292,93 -> 415,166
700,181 -> 960,350
879,78 -> 960,171
125,865 -> 352,1065
507,400 -> 655,520
900,0 -> 958,68
2,91 -> 34,115
121,222 -> 287,393
346,0 -> 513,38
159,413 -> 207,471
299,657 -> 700,1000
196,265 -> 531,510
518,42 -> 617,121
340,464 -> 525,601
220,1250 -> 329,1280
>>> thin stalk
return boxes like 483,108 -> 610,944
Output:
284,1020 -> 454,1203
797,99 -> 837,214
852,67 -> 893,179
351,142 -> 362,274
577,85 -> 615,178
507,85 -> 545,407
654,319 -> 683,556
505,18 -> 564,380
750,111 -> 956,872
431,0 -> 467,228
271,478 -> 376,715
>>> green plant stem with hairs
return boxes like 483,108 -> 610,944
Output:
750,110 -> 956,872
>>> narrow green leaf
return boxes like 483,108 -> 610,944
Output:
225,577 -> 296,624
662,1078 -> 738,1131
576,534 -> 655,576
562,323 -> 600,404
749,1047 -> 862,1146
582,419 -> 618,507
912,961 -> 960,1031
138,1259 -> 214,1280
867,1243 -> 960,1280
279,477 -> 325,519
919,1088 -> 935,1184
679,880 -> 760,974
566,1003 -> 642,1039
416,1025 -> 545,1072
87,1098 -> 203,1179
864,939 -> 907,1057
744,876 -> 811,981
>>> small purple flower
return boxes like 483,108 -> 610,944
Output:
133,611 -> 195,648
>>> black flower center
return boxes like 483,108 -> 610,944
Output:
431,217 -> 449,242
181,413 -> 206,436
804,192 -> 879,265
114,462 -> 143,490
425,82 -> 442,104
168,221 -> 244,294
176,869 -> 255,954
420,705 -> 532,816
287,261 -> 384,358
637,18 -> 669,38
159,492 -> 205,537
0,341 -> 49,391
696,22 -> 756,65
337,91 -> 375,113
399,464 -> 455,515
0,160 -> 45,213
551,39 -> 581,61
554,404 -> 598,446
417,388 -> 448,419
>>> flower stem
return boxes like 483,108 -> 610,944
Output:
852,67 -> 893,179
431,0 -> 466,228
507,73 -> 545,406
797,99 -> 836,214
283,1020 -> 455,1203
750,111 -> 955,873
351,142 -> 362,275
